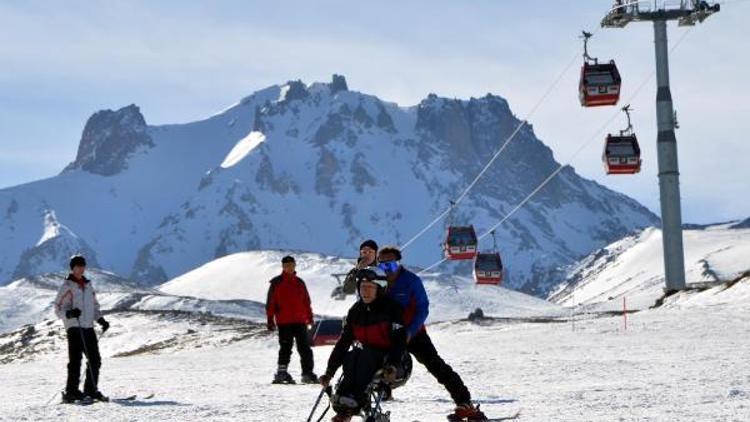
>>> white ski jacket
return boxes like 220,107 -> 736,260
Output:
54,274 -> 103,329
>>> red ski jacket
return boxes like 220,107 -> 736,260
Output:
266,272 -> 313,325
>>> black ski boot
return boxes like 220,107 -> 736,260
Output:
88,391 -> 110,402
272,370 -> 295,384
300,371 -> 319,384
61,390 -> 84,404
62,390 -> 93,405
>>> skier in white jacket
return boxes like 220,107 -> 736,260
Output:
54,255 -> 111,403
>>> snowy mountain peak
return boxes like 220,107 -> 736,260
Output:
330,74 -> 349,94
36,209 -> 67,246
2,77 -> 657,296
63,104 -> 153,176
279,79 -> 309,103
11,210 -> 98,280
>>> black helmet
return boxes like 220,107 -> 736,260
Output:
388,353 -> 413,390
355,266 -> 388,292
69,255 -> 87,270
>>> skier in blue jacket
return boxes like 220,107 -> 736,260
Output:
377,245 -> 487,421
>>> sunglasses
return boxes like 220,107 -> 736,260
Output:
377,261 -> 400,274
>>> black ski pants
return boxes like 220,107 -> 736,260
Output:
66,327 -> 101,395
407,329 -> 471,405
336,346 -> 387,411
277,323 -> 314,373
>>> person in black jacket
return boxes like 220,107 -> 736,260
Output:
319,266 -> 407,422
341,239 -> 379,295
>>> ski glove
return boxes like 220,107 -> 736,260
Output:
267,318 -> 276,332
65,308 -> 82,319
97,317 -> 110,333
319,374 -> 332,387
382,365 -> 398,384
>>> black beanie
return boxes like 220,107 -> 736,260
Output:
281,255 -> 295,264
359,239 -> 378,252
69,255 -> 87,269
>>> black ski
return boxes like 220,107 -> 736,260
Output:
484,411 -> 521,422
112,393 -> 155,402
61,397 -> 94,406
447,410 -> 521,421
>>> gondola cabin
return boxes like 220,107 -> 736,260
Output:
603,134 -> 641,175
474,253 -> 503,285
443,225 -> 478,260
579,61 -> 621,107
308,318 -> 343,347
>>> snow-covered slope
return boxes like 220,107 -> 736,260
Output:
549,221 -> 750,309
0,75 -> 658,296
159,250 -> 563,322
2,293 -> 749,420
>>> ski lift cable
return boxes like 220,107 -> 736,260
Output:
418,27 -> 694,276
400,31 -> 596,251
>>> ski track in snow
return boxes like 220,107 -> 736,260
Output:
1,305 -> 749,421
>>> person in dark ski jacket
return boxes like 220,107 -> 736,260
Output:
266,255 -> 317,384
319,267 -> 408,422
341,239 -> 379,295
377,246 -> 487,421
54,255 -> 111,403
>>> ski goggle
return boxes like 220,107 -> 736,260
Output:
377,261 -> 400,274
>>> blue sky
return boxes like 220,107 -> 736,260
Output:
1,0 -> 748,223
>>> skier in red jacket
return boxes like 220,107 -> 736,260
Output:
266,255 -> 317,384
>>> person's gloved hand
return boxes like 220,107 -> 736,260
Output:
319,374 -> 332,387
382,365 -> 398,384
97,317 -> 110,333
267,318 -> 276,332
65,308 -> 82,319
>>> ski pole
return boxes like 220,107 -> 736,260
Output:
309,373 -> 341,422
305,386 -> 327,422
45,387 -> 62,405
306,385 -> 332,422
76,317 -> 99,395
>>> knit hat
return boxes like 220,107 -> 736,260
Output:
281,255 -> 295,264
359,239 -> 378,252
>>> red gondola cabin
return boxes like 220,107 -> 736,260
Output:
579,61 -> 621,107
603,134 -> 641,175
443,226 -> 478,260
474,252 -> 503,285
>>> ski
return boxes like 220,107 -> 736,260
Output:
447,410 -> 521,421
60,397 -> 94,406
483,411 -> 522,422
112,393 -> 155,402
